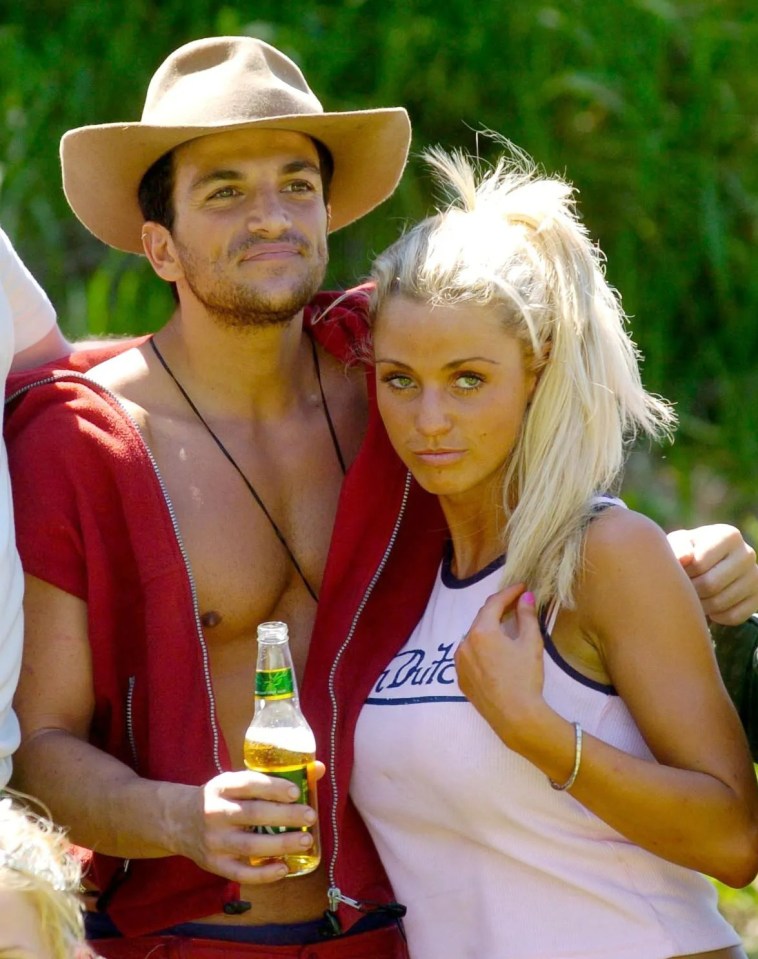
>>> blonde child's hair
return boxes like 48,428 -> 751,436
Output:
0,791 -> 85,959
369,142 -> 675,608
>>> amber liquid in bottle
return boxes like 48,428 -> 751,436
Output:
243,621 -> 321,877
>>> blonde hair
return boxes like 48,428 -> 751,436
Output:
369,143 -> 675,608
0,791 -> 85,959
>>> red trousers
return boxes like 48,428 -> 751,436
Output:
89,925 -> 408,959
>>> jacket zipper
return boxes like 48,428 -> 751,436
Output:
126,676 -> 138,770
326,470 -> 412,917
6,372 -> 224,775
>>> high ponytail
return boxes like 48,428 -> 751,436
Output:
369,143 -> 674,607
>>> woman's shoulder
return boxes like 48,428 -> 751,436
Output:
585,503 -> 672,563
570,505 -> 715,703
578,505 -> 690,624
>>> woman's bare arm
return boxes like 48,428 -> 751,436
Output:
456,510 -> 758,887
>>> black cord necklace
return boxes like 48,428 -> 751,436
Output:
149,334 -> 346,603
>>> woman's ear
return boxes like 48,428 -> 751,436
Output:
527,340 -> 552,401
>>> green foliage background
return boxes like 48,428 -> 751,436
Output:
0,0 -> 757,941
2,0 -> 758,531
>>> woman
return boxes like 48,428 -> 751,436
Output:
344,146 -> 758,958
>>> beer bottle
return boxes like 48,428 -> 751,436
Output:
243,620 -> 321,876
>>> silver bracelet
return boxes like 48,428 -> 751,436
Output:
549,721 -> 583,791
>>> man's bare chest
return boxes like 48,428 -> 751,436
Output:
86,338 -> 367,672
149,412 -> 345,648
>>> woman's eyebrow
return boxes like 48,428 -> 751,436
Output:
375,356 -> 500,368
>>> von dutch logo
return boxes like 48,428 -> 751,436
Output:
374,642 -> 459,694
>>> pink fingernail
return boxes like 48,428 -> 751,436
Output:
522,591 -> 535,606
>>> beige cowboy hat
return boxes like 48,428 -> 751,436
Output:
61,36 -> 411,253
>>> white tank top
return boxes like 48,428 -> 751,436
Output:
351,548 -> 740,959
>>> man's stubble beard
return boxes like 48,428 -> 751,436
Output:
176,238 -> 329,330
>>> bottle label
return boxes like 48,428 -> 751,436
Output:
255,667 -> 294,700
251,765 -> 310,835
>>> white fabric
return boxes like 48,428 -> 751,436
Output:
0,228 -> 56,787
352,554 -> 739,959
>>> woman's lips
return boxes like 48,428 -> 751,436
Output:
413,449 -> 466,466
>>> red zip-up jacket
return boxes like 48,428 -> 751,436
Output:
4,290 -> 445,936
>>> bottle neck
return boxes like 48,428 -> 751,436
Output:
255,665 -> 296,702
255,640 -> 301,710
254,623 -> 300,709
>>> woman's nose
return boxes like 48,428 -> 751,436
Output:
415,390 -> 452,437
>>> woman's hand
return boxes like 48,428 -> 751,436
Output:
455,584 -> 549,750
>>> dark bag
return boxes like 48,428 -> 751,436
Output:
711,615 -> 758,762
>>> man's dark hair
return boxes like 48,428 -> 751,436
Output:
137,135 -> 334,231
313,138 -> 334,203
138,148 -> 176,230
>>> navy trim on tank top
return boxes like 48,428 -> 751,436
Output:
438,540 -> 617,694
440,495 -> 621,592
540,622 -> 618,695
440,540 -> 506,589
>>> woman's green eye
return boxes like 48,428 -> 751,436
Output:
383,374 -> 415,390
455,373 -> 483,390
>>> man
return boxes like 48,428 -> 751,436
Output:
6,35 -> 758,957
7,35 -> 412,958
0,226 -> 73,788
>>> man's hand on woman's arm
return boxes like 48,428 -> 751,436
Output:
668,524 -> 758,626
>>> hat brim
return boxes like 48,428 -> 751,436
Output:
60,108 -> 411,253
